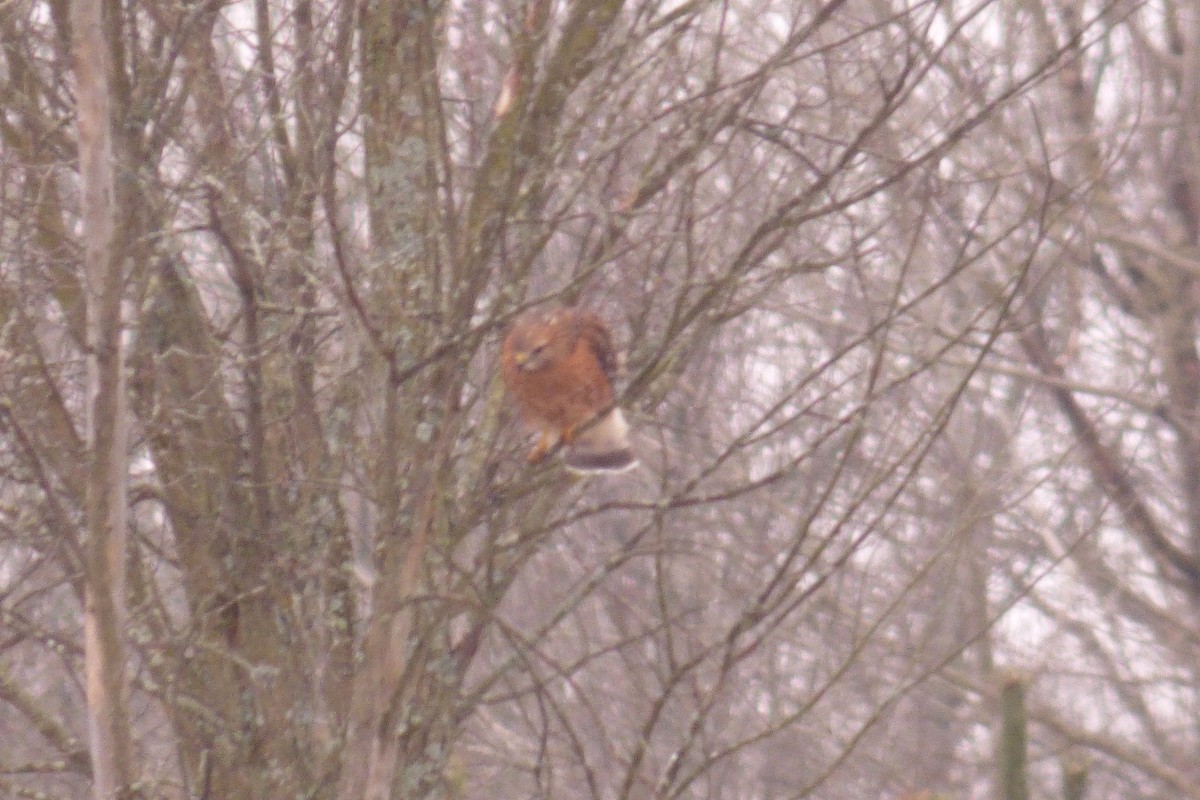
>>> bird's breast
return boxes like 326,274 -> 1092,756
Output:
512,339 -> 614,428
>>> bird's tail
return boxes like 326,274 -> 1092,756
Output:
564,408 -> 637,473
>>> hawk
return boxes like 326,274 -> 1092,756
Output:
501,305 -> 637,473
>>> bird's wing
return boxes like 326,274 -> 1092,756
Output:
576,310 -> 620,384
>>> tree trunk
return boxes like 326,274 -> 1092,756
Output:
71,0 -> 135,794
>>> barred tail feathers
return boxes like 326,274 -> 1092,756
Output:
564,408 -> 637,473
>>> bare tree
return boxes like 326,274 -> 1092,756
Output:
6,0 -> 1194,799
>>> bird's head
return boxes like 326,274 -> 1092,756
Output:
509,329 -> 555,372
506,308 -> 566,372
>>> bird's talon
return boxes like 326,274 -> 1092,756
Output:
526,432 -> 553,464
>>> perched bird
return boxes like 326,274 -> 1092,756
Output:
501,305 -> 637,473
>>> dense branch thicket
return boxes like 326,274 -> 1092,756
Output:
2,0 -> 1199,798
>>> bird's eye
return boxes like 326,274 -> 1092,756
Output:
518,343 -> 547,370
